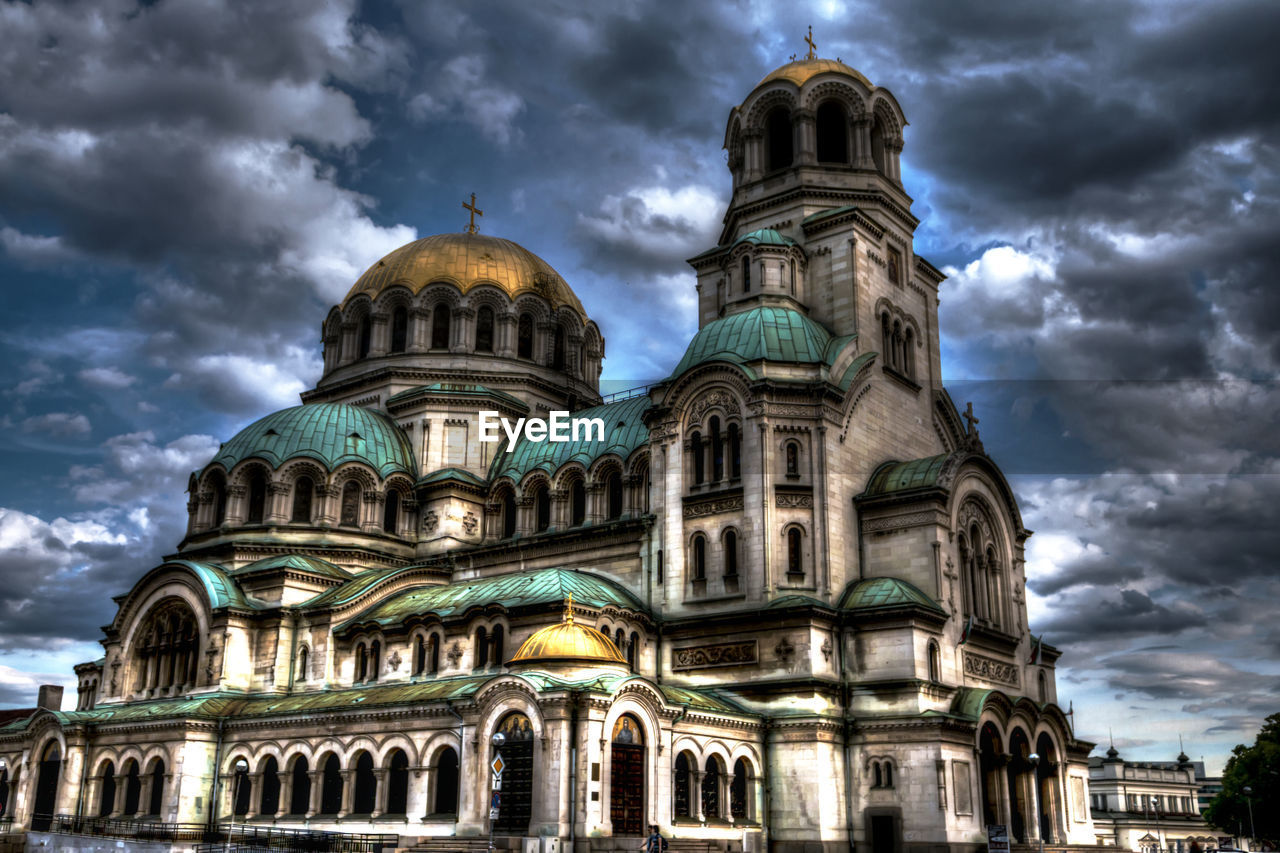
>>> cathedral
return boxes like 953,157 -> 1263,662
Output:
0,49 -> 1101,853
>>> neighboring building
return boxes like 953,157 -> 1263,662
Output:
1090,747 -> 1222,852
0,46 -> 1100,853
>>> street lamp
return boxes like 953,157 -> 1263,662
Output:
225,758 -> 248,853
1242,787 -> 1255,851
1028,753 -> 1044,853
488,732 -> 506,853
1151,797 -> 1164,853
0,757 -> 8,822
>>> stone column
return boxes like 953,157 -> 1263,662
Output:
414,765 -> 434,819
369,311 -> 389,356
453,306 -> 475,353
371,769 -> 389,818
338,769 -> 355,818
307,770 -> 324,818
224,484 -> 248,526
694,770 -> 706,822
409,308 -> 429,352
548,488 -> 567,532
498,312 -> 517,358
361,491 -> 384,534
276,771 -> 292,819
852,119 -> 873,169
339,322 -> 357,365
794,108 -> 816,166
743,129 -> 764,182
315,484 -> 339,527
265,482 -> 290,524
111,773 -> 128,816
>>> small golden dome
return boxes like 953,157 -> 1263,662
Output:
508,598 -> 627,666
343,232 -> 587,321
756,58 -> 871,91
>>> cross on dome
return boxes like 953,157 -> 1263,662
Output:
463,193 -> 484,234
805,25 -> 817,60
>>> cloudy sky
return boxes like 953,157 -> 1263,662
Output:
1,0 -> 1276,773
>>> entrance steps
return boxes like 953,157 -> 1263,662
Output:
1011,845 -> 1117,853
400,840 -> 735,853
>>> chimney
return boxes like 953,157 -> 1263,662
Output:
37,685 -> 64,711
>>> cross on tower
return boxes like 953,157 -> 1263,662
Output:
805,25 -> 817,60
563,592 -> 574,623
463,193 -> 484,234
963,401 -> 980,435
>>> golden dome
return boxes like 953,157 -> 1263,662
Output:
343,232 -> 588,320
508,602 -> 627,667
757,58 -> 871,91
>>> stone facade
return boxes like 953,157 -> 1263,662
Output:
0,54 -> 1099,853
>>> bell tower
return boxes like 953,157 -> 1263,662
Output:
689,35 -> 942,394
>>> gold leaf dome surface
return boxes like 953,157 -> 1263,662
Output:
757,58 -> 871,90
508,619 -> 627,666
343,232 -> 588,321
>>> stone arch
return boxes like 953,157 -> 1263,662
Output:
744,88 -> 799,133
802,80 -> 869,117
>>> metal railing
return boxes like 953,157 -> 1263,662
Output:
37,814 -> 397,852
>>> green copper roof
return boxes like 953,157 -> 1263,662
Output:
230,554 -> 351,580
862,453 -> 954,497
732,228 -> 796,248
660,685 -> 750,715
388,383 -> 528,411
300,566 -> 403,610
951,687 -> 1001,721
341,568 -> 646,632
839,576 -> 945,614
489,395 -> 650,483
670,306 -> 834,379
208,403 -> 416,479
161,560 -> 255,610
418,467 -> 488,488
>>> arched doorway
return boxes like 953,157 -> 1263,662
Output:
979,722 -> 1004,827
609,715 -> 645,835
493,712 -> 534,834
433,747 -> 459,815
259,757 -> 280,818
288,756 -> 310,816
122,759 -> 141,817
386,750 -> 409,816
97,761 -> 116,817
32,741 -> 62,830
352,751 -> 376,815
319,754 -> 343,816
1006,728 -> 1032,843
1035,733 -> 1060,843
147,759 -> 165,816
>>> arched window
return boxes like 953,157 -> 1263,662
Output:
710,416 -> 724,482
570,479 -> 586,526
691,533 -> 707,581
358,314 -> 372,358
212,477 -> 227,527
614,628 -> 626,657
628,631 -> 639,672
431,303 -> 451,349
928,641 -> 941,682
383,490 -> 399,533
476,306 -> 495,353
728,423 -> 741,479
816,101 -> 848,163
390,306 -> 408,353
606,470 -> 623,520
517,312 -> 534,359
291,476 -> 313,523
691,431 -> 705,486
414,635 -> 426,675
297,646 -> 309,682
731,758 -> 750,820
873,762 -> 882,788
475,627 -> 489,668
904,327 -> 915,378
258,756 -> 279,818
231,759 -> 250,816
785,441 -> 800,477
289,756 -> 310,816
434,748 -> 459,815
356,643 -> 368,682
534,484 -> 551,533
702,756 -> 723,819
502,489 -> 517,538
386,750 -> 409,816
723,529 -> 738,578
429,633 -> 441,674
881,312 -> 892,365
492,624 -> 505,666
552,325 -> 566,370
674,752 -> 693,819
97,760 -> 116,817
741,255 -> 751,293
132,598 -> 199,693
352,751 -> 376,815
246,471 -> 267,524
1038,670 -> 1047,703
369,639 -> 381,682
766,107 -> 793,171
340,480 -> 361,527
787,527 -> 804,576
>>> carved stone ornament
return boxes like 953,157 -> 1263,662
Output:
775,636 -> 795,664
672,640 -> 757,671
963,651 -> 1019,687
423,510 -> 439,533
776,493 -> 813,509
688,390 -> 741,422
820,637 -> 832,661
446,641 -> 463,668
388,650 -> 402,672
683,495 -> 744,518
462,511 -> 478,535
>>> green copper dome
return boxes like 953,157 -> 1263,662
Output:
209,403 -> 416,479
670,306 -> 834,379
